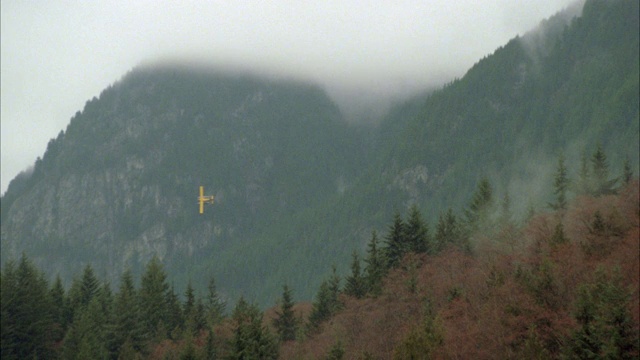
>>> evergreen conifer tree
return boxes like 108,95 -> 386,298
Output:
591,143 -> 617,195
434,208 -> 463,252
564,267 -> 637,359
344,251 -> 366,299
49,275 -> 67,343
0,255 -> 55,360
139,256 -> 170,340
206,276 -> 226,326
405,204 -> 431,254
166,284 -> 184,338
229,297 -> 278,359
112,268 -> 143,358
549,154 -> 570,211
364,230 -> 384,296
79,264 -> 100,308
273,284 -> 298,342
465,177 -> 494,230
384,212 -> 407,268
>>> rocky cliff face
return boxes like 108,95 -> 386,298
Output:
1,66 -> 368,300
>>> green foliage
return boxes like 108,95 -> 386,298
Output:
139,256 -> 170,340
384,212 -> 407,269
393,299 -> 443,359
551,221 -> 569,246
465,177 -> 494,230
308,266 -> 343,333
0,255 -> 55,360
112,269 -> 144,358
433,208 -> 465,253
404,204 -> 431,254
563,267 -> 638,359
325,341 -> 345,360
228,297 -> 278,360
344,251 -> 367,299
273,284 -> 298,342
364,230 -> 385,296
206,277 -> 227,326
550,154 -> 570,210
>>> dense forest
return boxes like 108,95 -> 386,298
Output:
1,0 -> 638,307
2,144 -> 638,359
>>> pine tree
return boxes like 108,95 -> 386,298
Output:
183,280 -> 197,336
384,212 -> 407,268
79,264 -> 100,308
273,284 -> 298,341
229,297 -> 278,359
63,295 -> 110,359
139,256 -> 170,340
344,251 -> 366,299
307,280 -> 332,332
206,276 -> 226,326
465,177 -> 494,232
364,230 -> 385,296
308,267 -> 343,332
49,274 -> 67,344
549,153 -> 570,211
434,208 -> 464,252
166,284 -> 184,338
591,143 -> 617,195
1,255 -> 55,360
405,204 -> 431,254
112,268 -> 143,358
564,267 -> 637,359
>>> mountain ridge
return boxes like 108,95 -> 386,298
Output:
1,0 -> 638,307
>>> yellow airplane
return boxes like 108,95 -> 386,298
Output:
198,186 -> 215,214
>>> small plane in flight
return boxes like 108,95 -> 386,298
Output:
198,186 -> 215,214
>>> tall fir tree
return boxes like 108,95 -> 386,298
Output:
549,153 -> 570,211
111,268 -> 143,358
464,177 -> 494,232
404,204 -> 431,254
206,276 -> 226,326
384,212 -> 407,268
139,256 -> 170,340
0,255 -> 55,360
591,143 -> 617,195
364,230 -> 385,296
273,284 -> 298,342
564,267 -> 637,359
344,251 -> 366,299
434,208 -> 464,252
229,297 -> 278,359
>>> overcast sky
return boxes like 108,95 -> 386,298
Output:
1,0 -> 579,195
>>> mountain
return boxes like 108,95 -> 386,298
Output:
1,0 -> 638,306
0,67 -> 369,303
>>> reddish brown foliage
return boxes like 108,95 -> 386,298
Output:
279,182 -> 639,359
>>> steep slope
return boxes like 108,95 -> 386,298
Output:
1,67 -> 368,303
385,0 -> 639,212
322,0 -> 638,234
1,0 -> 638,307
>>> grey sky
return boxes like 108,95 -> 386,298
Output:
1,0 -> 578,194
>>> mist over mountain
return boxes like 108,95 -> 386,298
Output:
1,0 -> 637,308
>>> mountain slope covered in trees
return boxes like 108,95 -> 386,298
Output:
1,0 -> 638,308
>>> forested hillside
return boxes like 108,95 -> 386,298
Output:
3,173 -> 637,358
1,0 -> 638,310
